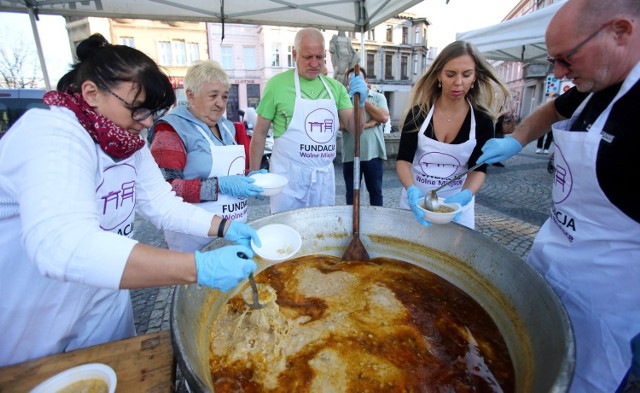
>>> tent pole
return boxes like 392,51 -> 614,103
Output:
27,7 -> 52,90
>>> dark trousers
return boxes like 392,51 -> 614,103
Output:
537,132 -> 553,149
343,158 -> 384,206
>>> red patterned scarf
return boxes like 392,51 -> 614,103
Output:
43,91 -> 145,159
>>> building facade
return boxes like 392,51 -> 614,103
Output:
63,14 -> 437,126
492,0 -> 564,120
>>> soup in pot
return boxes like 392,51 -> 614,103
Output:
210,255 -> 514,392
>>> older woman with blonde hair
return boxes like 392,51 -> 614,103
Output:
396,40 -> 510,228
151,60 -> 266,252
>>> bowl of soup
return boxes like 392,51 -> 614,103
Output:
30,363 -> 116,393
417,197 -> 462,224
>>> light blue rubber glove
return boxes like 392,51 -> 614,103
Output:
218,175 -> 263,198
477,137 -> 523,165
445,189 -> 473,207
407,185 -> 431,227
195,246 -> 256,292
247,169 -> 268,177
349,74 -> 368,107
224,220 -> 262,248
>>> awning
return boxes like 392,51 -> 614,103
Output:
456,1 -> 566,63
0,0 -> 424,33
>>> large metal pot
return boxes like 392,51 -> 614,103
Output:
171,206 -> 574,392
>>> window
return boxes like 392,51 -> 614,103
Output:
244,47 -> 256,70
401,55 -> 408,80
188,43 -> 200,64
386,25 -> 393,42
414,27 -> 421,45
173,40 -> 187,66
367,29 -> 375,41
221,47 -> 233,69
402,26 -> 408,44
385,53 -> 394,79
271,44 -> 280,67
287,45 -> 294,67
158,41 -> 172,66
413,54 -> 418,75
367,53 -> 375,78
119,37 -> 135,48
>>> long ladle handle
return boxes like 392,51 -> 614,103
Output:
352,64 -> 362,235
433,163 -> 484,193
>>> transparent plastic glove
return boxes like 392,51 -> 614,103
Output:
477,137 -> 522,164
195,246 -> 256,292
218,175 -> 263,198
407,185 -> 431,227
445,189 -> 473,207
224,220 -> 262,248
349,74 -> 368,107
247,169 -> 268,177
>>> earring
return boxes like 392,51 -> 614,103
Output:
471,82 -> 475,89
438,80 -> 441,88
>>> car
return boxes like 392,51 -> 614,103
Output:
0,89 -> 48,137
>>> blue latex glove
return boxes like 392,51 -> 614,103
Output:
218,175 -> 263,198
477,137 -> 522,165
195,246 -> 256,292
247,169 -> 268,177
407,185 -> 431,227
349,74 -> 368,107
224,220 -> 262,248
445,189 -> 473,207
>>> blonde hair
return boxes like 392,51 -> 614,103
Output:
402,40 -> 511,130
184,60 -> 230,95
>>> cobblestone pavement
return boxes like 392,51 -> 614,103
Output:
130,141 -> 554,390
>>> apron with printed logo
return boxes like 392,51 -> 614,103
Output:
269,70 -> 339,214
165,122 -> 247,252
400,102 -> 477,228
530,63 -> 640,392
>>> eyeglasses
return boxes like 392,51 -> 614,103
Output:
98,83 -> 167,121
546,22 -> 611,68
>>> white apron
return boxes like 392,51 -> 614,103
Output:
269,70 -> 338,214
530,64 -> 640,392
400,103 -> 477,229
164,122 -> 247,252
2,147 -> 139,365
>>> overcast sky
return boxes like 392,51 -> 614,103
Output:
0,0 -> 519,87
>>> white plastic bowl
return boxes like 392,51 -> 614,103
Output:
417,197 -> 462,225
31,363 -> 116,393
250,173 -> 289,196
251,224 -> 302,261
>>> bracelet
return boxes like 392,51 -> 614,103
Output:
217,218 -> 228,238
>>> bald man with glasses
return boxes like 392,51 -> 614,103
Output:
476,0 -> 640,391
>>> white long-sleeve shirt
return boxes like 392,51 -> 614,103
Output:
0,106 -> 213,366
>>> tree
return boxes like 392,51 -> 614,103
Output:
0,29 -> 44,89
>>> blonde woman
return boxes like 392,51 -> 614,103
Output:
396,40 -> 510,229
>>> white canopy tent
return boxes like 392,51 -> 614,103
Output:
0,0 -> 424,88
456,0 -> 566,63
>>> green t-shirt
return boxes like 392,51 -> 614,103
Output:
256,69 -> 353,138
341,89 -> 388,162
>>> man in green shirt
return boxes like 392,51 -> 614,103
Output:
249,27 -> 367,214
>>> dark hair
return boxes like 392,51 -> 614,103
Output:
57,33 -> 175,111
344,66 -> 367,84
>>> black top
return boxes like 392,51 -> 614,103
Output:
554,82 -> 639,223
396,105 -> 493,173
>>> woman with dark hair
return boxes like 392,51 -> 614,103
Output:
396,40 -> 510,229
0,34 -> 261,367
